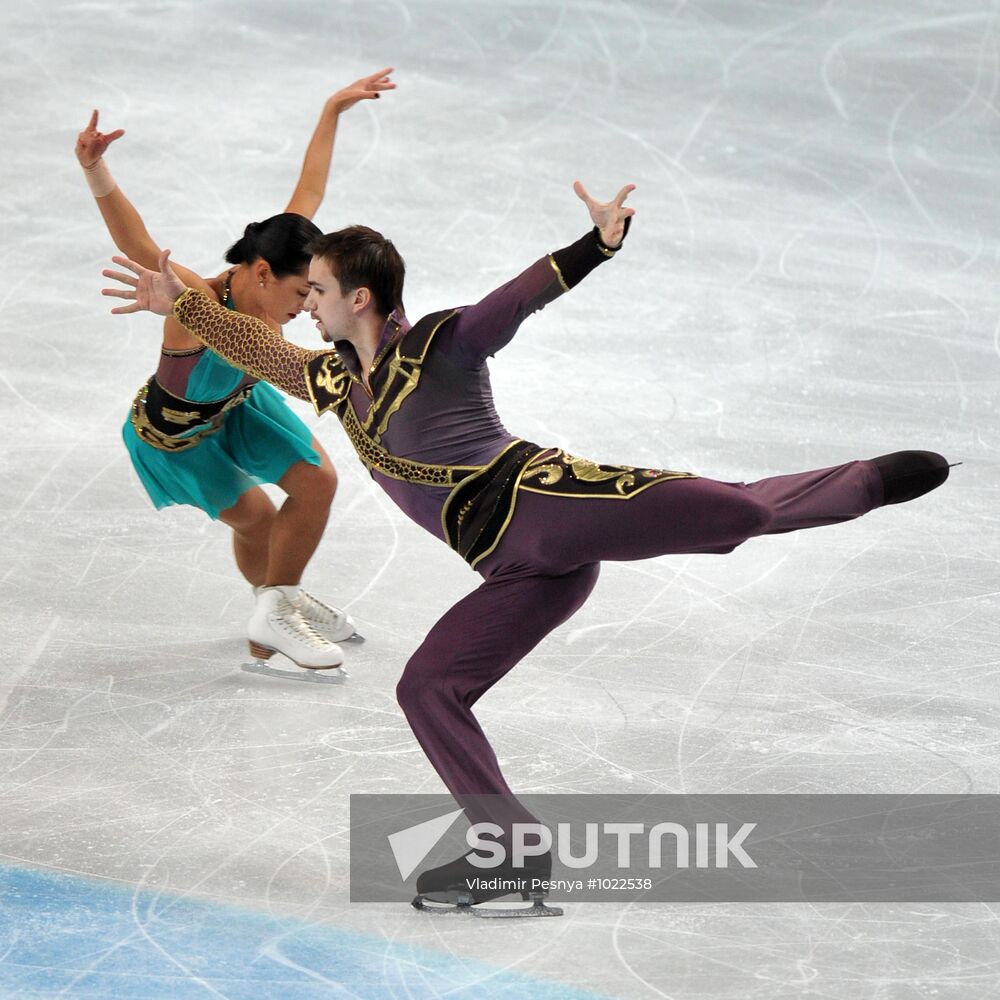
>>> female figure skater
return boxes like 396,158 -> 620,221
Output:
102,182 -> 951,913
77,69 -> 395,672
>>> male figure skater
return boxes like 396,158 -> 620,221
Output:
103,181 -> 950,915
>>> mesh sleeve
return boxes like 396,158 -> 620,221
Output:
173,288 -> 328,402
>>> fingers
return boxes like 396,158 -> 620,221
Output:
102,286 -> 142,313
87,109 -> 98,130
110,254 -> 144,276
575,180 -> 637,209
614,183 -> 636,207
158,248 -> 175,275
364,72 -> 396,97
349,67 -> 396,97
106,128 -> 125,143
102,270 -> 138,288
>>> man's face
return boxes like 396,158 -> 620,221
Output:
304,257 -> 355,343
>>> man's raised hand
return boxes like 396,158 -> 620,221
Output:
102,249 -> 186,316
573,180 -> 636,249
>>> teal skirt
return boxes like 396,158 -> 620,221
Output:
122,381 -> 320,519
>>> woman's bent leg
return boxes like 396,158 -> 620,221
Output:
218,487 -> 277,587
267,438 -> 338,586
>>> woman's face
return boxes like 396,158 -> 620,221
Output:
259,267 -> 313,326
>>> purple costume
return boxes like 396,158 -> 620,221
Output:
170,228 -> 886,828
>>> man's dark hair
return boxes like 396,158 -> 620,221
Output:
306,226 -> 405,317
225,212 -> 322,278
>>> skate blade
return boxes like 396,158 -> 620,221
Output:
411,893 -> 562,918
469,895 -> 563,919
241,660 -> 348,684
343,631 -> 365,644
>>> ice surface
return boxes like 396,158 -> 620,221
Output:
1,0 -> 999,996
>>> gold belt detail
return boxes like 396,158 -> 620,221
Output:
340,399 -> 479,487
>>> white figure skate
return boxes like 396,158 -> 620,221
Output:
243,586 -> 347,683
296,589 -> 364,643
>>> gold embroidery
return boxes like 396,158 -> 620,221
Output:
372,355 -> 420,439
304,353 -> 350,416
159,407 -> 201,426
340,400 -> 478,487
548,255 -> 570,293
314,357 -> 351,398
521,449 -> 695,498
131,389 -> 239,452
161,345 -> 206,357
129,377 -> 255,453
565,455 -> 623,483
367,319 -> 400,377
522,462 -> 564,486
367,310 -> 459,442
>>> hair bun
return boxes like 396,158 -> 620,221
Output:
224,212 -> 321,273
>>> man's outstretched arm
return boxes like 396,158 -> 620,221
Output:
443,181 -> 635,365
102,251 -> 333,403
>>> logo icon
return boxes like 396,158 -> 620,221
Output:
386,808 -> 465,881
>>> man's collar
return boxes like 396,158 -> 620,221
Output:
334,309 -> 411,380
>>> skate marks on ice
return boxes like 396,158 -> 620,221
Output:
3,0 -> 1000,995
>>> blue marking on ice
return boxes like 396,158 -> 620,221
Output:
0,864 -> 611,999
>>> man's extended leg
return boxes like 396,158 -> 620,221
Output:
743,458 -> 883,535
498,453 -> 947,570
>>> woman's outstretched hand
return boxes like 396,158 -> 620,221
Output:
75,110 -> 124,167
327,67 -> 396,114
102,249 -> 186,316
573,181 -> 636,249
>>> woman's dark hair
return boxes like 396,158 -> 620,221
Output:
306,225 -> 405,317
225,212 -> 322,278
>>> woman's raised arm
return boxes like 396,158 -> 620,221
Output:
283,68 -> 395,219
75,110 -> 210,293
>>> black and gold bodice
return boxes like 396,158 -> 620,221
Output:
304,308 -> 694,569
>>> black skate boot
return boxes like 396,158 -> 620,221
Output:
871,451 -> 952,505
412,848 -> 562,918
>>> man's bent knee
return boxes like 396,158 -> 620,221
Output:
396,658 -> 444,720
